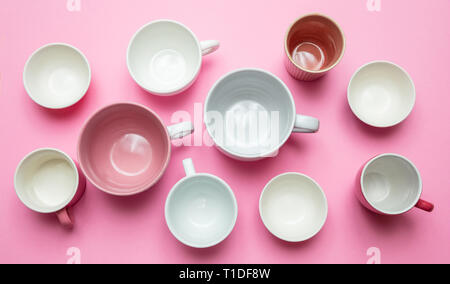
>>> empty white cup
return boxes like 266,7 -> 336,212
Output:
127,20 -> 220,96
205,68 -> 320,161
260,173 -> 328,242
14,148 -> 86,228
348,61 -> 416,127
165,159 -> 238,248
23,43 -> 91,109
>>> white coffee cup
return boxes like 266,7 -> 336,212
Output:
260,173 -> 328,242
23,43 -> 91,109
127,20 -> 220,96
14,148 -> 86,228
204,68 -> 320,161
165,159 -> 238,248
348,61 -> 416,128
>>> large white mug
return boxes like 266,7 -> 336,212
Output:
127,20 -> 220,96
204,68 -> 320,161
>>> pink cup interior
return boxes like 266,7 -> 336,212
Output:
78,103 -> 170,196
286,14 -> 345,72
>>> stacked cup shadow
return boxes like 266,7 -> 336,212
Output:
16,15 -> 433,247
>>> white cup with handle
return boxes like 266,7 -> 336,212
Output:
127,19 -> 220,96
204,68 -> 320,161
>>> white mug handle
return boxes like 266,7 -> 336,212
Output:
183,158 -> 196,177
293,115 -> 320,133
167,121 -> 194,140
200,40 -> 220,56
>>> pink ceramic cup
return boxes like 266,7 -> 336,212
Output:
14,148 -> 86,228
285,13 -> 346,81
356,154 -> 434,215
77,103 -> 194,196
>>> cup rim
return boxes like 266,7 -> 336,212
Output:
14,148 -> 80,214
284,13 -> 346,74
23,43 -> 92,109
347,60 -> 416,128
360,153 -> 423,215
259,172 -> 328,242
126,19 -> 203,96
165,173 -> 238,248
204,68 -> 296,159
77,102 -> 172,196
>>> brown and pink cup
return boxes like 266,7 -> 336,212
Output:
285,13 -> 346,81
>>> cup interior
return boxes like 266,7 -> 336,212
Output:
78,104 -> 170,196
260,173 -> 328,242
15,149 -> 78,213
127,20 -> 201,94
166,174 -> 237,248
362,154 -> 422,214
286,14 -> 344,72
205,69 -> 295,158
348,62 -> 416,127
23,44 -> 91,109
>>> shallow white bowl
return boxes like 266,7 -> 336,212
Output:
260,173 -> 328,242
23,43 -> 91,109
348,61 -> 416,128
165,168 -> 238,248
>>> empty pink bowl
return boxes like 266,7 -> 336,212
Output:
78,103 -> 176,196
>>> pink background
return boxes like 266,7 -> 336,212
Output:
1,0 -> 450,264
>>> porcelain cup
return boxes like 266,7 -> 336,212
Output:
127,20 -> 220,96
78,103 -> 194,196
23,43 -> 91,109
357,154 -> 434,215
204,68 -> 320,161
165,159 -> 238,248
14,148 -> 86,228
260,173 -> 328,242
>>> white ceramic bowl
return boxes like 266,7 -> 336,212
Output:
165,159 -> 238,248
260,173 -> 328,242
23,43 -> 91,109
348,61 -> 416,128
127,20 -> 218,96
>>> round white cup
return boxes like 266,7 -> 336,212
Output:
14,148 -> 86,227
127,20 -> 220,96
204,68 -> 320,161
260,173 -> 328,242
23,43 -> 91,109
348,61 -> 416,128
358,153 -> 434,215
165,159 -> 238,248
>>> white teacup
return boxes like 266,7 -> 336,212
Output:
14,148 -> 86,228
260,173 -> 328,242
205,68 -> 320,161
165,159 -> 238,248
127,20 -> 220,96
348,61 -> 416,128
23,43 -> 91,109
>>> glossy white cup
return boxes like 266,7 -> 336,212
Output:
205,68 -> 320,161
14,148 -> 86,228
127,20 -> 220,96
348,61 -> 416,127
260,173 -> 328,242
165,159 -> 238,248
23,43 -> 91,109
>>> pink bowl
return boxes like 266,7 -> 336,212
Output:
78,103 -> 172,196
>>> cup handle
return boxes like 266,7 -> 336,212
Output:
293,114 -> 320,133
183,158 -> 196,177
415,199 -> 434,212
200,40 -> 220,56
56,208 -> 74,229
167,121 -> 194,140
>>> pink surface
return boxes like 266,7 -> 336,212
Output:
0,0 -> 449,264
